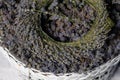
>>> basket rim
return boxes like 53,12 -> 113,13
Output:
0,46 -> 119,80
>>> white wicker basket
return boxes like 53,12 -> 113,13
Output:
0,46 -> 119,80
0,0 -> 120,80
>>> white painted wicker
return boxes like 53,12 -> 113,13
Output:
0,47 -> 119,80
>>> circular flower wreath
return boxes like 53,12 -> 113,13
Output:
0,0 -> 114,74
